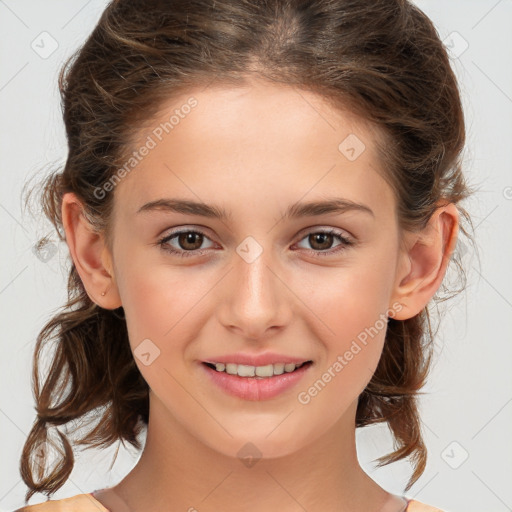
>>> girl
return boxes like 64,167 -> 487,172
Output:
16,0 -> 472,510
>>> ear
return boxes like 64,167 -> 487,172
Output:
389,202 -> 459,320
61,192 -> 122,309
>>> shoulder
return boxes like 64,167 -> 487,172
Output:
407,499 -> 446,512
13,493 -> 110,512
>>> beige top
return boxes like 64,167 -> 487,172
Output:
13,492 -> 445,511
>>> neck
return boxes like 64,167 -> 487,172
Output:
102,393 -> 403,512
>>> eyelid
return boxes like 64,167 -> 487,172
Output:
293,225 -> 354,244
157,224 -> 215,239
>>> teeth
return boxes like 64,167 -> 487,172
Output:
211,361 -> 306,378
273,363 -> 285,375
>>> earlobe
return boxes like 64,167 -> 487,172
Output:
61,192 -> 122,309
390,203 -> 459,320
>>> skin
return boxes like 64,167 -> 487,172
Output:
61,77 -> 458,512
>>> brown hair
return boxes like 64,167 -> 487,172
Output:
20,0 -> 474,503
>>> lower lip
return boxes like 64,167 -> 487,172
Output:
200,362 -> 313,401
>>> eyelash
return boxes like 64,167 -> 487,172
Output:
157,228 -> 354,258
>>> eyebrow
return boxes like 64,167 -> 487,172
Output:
136,197 -> 375,220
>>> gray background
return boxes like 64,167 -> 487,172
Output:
1,1 -> 511,511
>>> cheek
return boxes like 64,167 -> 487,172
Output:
113,247 -> 232,385
276,267 -> 394,449
115,249 -> 205,342
114,259 -> 208,405
304,254 -> 395,346
295,256 -> 396,407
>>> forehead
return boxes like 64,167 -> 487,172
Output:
113,79 -> 394,220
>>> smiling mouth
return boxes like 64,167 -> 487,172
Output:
202,360 -> 313,378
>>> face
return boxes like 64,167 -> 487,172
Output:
107,78 -> 406,458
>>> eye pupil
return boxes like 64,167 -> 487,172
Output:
179,232 -> 203,250
310,233 -> 332,250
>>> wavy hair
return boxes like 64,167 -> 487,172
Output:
20,0 -> 474,503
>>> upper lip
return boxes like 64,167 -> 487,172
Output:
202,352 -> 312,366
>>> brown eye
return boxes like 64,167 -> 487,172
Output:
295,228 -> 354,257
308,232 -> 334,251
158,229 -> 215,257
177,232 -> 204,251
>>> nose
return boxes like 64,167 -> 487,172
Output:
217,246 -> 292,341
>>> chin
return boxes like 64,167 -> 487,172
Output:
194,415 -> 320,462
